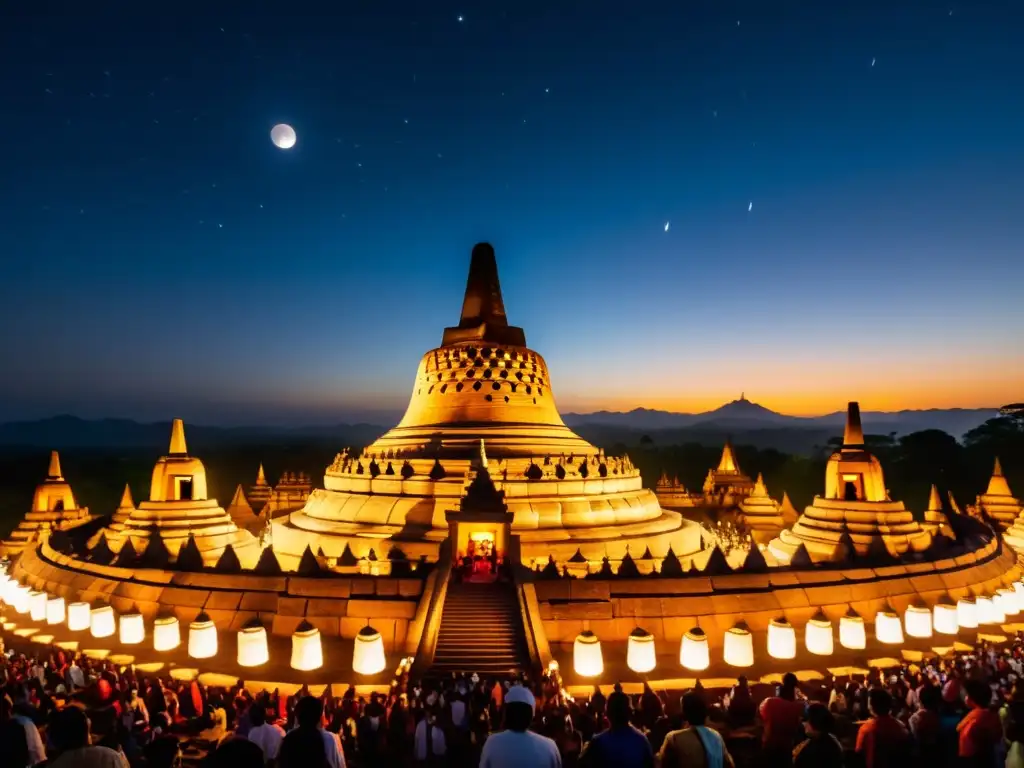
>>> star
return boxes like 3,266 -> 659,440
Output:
457,15 -> 464,23
664,221 -> 670,232
748,201 -> 753,212
871,57 -> 876,67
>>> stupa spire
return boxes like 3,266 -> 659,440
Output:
927,484 -> 943,513
48,450 -> 63,480
718,441 -> 739,473
169,418 -> 188,455
843,402 -> 865,448
256,463 -> 268,486
752,472 -> 768,497
118,484 -> 134,511
994,456 -> 1004,477
442,243 -> 526,346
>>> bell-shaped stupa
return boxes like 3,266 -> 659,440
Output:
271,243 -> 701,569
767,402 -> 932,563
975,458 -> 1022,530
737,473 -> 785,542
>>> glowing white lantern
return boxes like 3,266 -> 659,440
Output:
934,600 -> 959,635
0,574 -> 10,600
839,611 -> 866,650
573,630 -> 603,678
626,627 -> 656,674
724,623 -> 754,667
767,617 -> 796,660
13,584 -> 31,614
875,611 -> 903,644
188,612 -> 217,659
90,604 -> 115,638
28,591 -> 47,621
67,601 -> 91,631
904,604 -> 932,638
977,595 -> 1003,626
997,588 -> 1019,617
2,576 -> 19,604
153,616 -> 181,652
291,620 -> 323,672
805,613 -> 834,656
119,612 -> 145,645
354,625 -> 388,676
957,598 -> 978,629
680,627 -> 710,671
1013,581 -> 1024,609
46,596 -> 65,625
237,619 -> 269,667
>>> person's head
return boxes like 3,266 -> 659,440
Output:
681,691 -> 708,727
249,703 -> 266,728
965,680 -> 992,709
503,685 -> 536,732
144,735 -> 181,768
49,705 -> 91,752
606,691 -> 632,728
804,703 -> 833,736
868,688 -> 893,718
780,672 -> 798,700
294,695 -> 323,729
736,675 -> 748,691
0,719 -> 29,768
920,684 -> 942,712
205,737 -> 264,768
279,727 -> 329,768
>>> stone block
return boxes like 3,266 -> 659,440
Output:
272,615 -> 305,636
206,609 -> 239,629
548,602 -> 613,620
287,578 -> 351,598
305,616 -> 341,637
346,599 -> 416,619
351,580 -> 376,596
374,580 -> 399,597
569,581 -> 610,601
204,591 -> 243,611
534,581 -> 571,602
239,592 -> 280,613
398,580 -> 422,598
307,598 -> 349,617
158,587 -> 210,609
228,611 -> 260,631
277,597 -> 308,617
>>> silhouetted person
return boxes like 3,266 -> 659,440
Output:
792,703 -> 843,767
579,690 -> 654,767
658,691 -> 734,768
204,737 -> 264,768
46,705 -> 127,768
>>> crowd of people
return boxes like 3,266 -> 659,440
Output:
4,629 -> 1024,767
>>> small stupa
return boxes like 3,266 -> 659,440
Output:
974,458 -> 1022,530
248,464 -> 273,512
0,451 -> 93,556
921,484 -> 955,540
702,441 -> 755,503
737,473 -> 785,542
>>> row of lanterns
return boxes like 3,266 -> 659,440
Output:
0,572 -> 388,676
574,580 -> 1024,677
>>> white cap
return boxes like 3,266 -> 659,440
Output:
505,684 -> 536,710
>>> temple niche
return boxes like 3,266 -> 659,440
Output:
768,402 -> 932,564
97,419 -> 261,567
0,452 -> 92,557
271,243 -> 703,570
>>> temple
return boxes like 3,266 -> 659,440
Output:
0,452 -> 92,557
737,474 -> 787,543
768,402 -> 933,563
247,464 -> 273,512
973,458 -> 1022,530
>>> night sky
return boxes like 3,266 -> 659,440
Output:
2,2 -> 1022,425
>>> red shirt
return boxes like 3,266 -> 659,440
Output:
759,696 -> 805,751
855,714 -> 908,768
958,706 -> 1002,757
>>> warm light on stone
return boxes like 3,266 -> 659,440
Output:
46,596 -> 65,625
933,601 -> 958,635
805,613 -> 834,656
188,612 -> 217,659
28,591 -> 47,621
626,627 -> 656,674
573,630 -> 603,678
153,616 -> 181,652
290,621 -> 323,672
767,618 -> 796,660
353,625 -> 387,676
680,627 -> 710,671
237,619 -> 269,667
839,611 -> 866,650
90,605 -> 115,638
958,597 -> 978,629
724,623 -> 754,667
875,611 -> 903,644
904,604 -> 932,638
67,601 -> 90,631
119,612 -> 145,645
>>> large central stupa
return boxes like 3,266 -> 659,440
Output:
272,244 -> 701,568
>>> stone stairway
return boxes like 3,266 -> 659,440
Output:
430,580 -> 530,676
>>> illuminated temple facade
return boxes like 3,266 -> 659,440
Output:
1,242 -> 1023,687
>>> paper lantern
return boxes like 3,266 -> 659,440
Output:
933,600 -> 958,636
805,613 -> 834,656
976,595 -> 1003,626
354,625 -> 388,676
28,591 -> 47,621
0,574 -> 10,601
724,623 -> 754,667
626,627 -> 656,674
153,616 -> 181,652
237,619 -> 269,667
767,617 -> 796,660
67,601 -> 91,631
573,630 -> 603,678
1013,581 -> 1024,609
839,610 -> 866,650
680,627 -> 710,671
875,610 -> 903,644
119,612 -> 145,645
904,604 -> 932,638
291,620 -> 323,672
46,596 -> 65,625
957,597 -> 978,629
188,612 -> 217,659
90,604 -> 115,638
2,576 -> 20,605
997,588 -> 1019,617
13,584 -> 31,614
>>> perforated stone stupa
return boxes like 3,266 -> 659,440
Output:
768,402 -> 932,563
272,243 -> 701,569
0,452 -> 92,557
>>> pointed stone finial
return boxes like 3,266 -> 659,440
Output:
479,439 -> 488,469
994,457 -> 1004,477
843,402 -> 865,448
752,473 -> 768,497
442,243 -> 526,346
927,484 -> 943,512
256,463 -> 268,486
47,450 -> 63,480
718,441 -> 739,473
169,418 -> 187,455
118,484 -> 134,511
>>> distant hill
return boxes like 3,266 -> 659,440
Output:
563,396 -> 997,440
